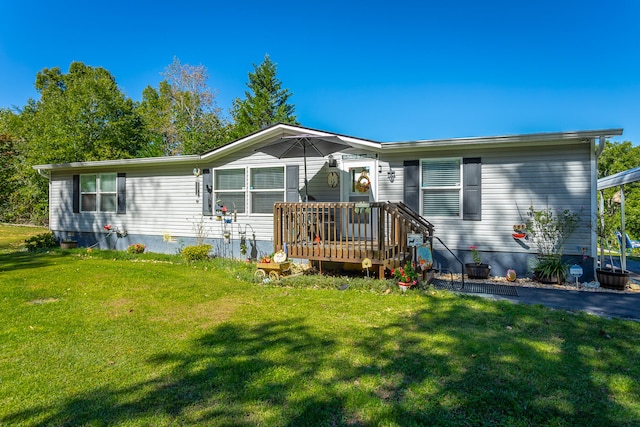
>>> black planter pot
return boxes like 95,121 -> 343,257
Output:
596,268 -> 629,291
533,272 -> 563,285
465,263 -> 491,279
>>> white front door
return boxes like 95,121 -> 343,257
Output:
341,159 -> 377,240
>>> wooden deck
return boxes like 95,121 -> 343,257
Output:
273,202 -> 434,278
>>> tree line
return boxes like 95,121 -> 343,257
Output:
0,55 -> 297,224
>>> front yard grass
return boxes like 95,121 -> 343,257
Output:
1,225 -> 640,426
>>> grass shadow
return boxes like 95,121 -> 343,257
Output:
0,250 -> 74,272
3,294 -> 639,425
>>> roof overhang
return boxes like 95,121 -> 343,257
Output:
32,154 -> 201,171
32,126 -> 624,171
200,123 -> 381,161
381,128 -> 624,152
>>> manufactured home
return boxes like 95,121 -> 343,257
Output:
34,123 -> 623,280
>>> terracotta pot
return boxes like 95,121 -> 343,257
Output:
596,268 -> 629,290
60,241 -> 78,249
465,263 -> 490,279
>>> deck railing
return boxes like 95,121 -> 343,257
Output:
273,201 -> 434,275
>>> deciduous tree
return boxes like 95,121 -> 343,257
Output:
598,140 -> 640,241
138,57 -> 228,155
6,62 -> 148,223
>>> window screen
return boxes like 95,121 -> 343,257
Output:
250,167 -> 284,213
421,159 -> 461,217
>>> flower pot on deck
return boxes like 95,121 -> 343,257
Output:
596,268 -> 629,291
465,263 -> 490,279
398,282 -> 412,293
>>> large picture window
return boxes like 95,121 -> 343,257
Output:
421,159 -> 461,217
214,168 -> 246,213
80,173 -> 116,212
250,166 -> 284,214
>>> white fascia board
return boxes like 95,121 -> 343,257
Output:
200,123 -> 382,161
32,154 -> 201,171
381,128 -> 624,151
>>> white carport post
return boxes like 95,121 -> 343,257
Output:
620,184 -> 627,271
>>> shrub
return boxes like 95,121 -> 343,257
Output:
24,232 -> 58,252
527,206 -> 581,257
127,243 -> 146,254
181,244 -> 211,262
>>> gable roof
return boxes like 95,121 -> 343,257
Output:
199,123 -> 381,161
32,125 -> 624,171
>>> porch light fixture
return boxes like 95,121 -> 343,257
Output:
327,154 -> 337,168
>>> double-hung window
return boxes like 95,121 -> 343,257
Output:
214,169 -> 246,214
250,166 -> 284,214
421,158 -> 461,217
80,173 -> 117,212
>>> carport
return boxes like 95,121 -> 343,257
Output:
597,165 -> 640,272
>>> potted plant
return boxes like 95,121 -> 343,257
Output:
393,261 -> 419,291
532,255 -> 568,285
527,206 -> 580,285
60,238 -> 78,249
465,245 -> 491,279
594,208 -> 630,290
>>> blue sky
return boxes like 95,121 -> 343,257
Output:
1,0 -> 638,144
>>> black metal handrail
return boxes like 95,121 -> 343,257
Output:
428,235 -> 465,289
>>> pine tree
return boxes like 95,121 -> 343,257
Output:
230,55 -> 298,140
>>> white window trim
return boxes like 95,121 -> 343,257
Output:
213,167 -> 247,214
212,166 -> 287,215
80,173 -> 117,213
420,158 -> 462,218
249,165 -> 285,215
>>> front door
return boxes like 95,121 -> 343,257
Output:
341,159 -> 377,240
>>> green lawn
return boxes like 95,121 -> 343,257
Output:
1,225 -> 640,426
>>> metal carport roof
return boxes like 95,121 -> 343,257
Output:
598,165 -> 640,190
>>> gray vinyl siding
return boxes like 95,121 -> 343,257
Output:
49,147 -> 361,245
51,164 -> 207,240
48,136 -> 594,260
379,142 -> 593,257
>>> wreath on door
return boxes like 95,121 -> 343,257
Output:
355,171 -> 371,192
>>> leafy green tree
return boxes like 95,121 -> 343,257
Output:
22,62 -> 147,164
6,62 -> 148,224
0,109 -> 20,221
138,57 -> 228,155
229,54 -> 298,140
0,106 -> 50,223
598,140 -> 640,242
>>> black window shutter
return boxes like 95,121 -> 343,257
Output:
117,173 -> 126,214
202,169 -> 213,216
463,158 -> 482,221
72,175 -> 80,213
403,160 -> 420,212
286,165 -> 299,202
